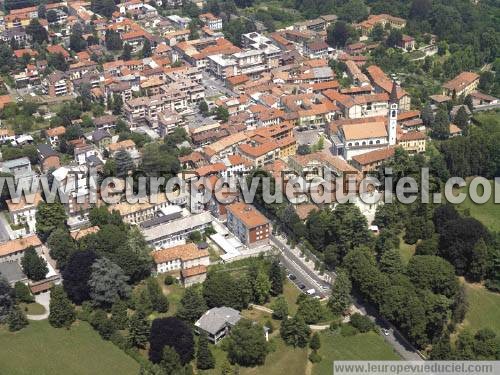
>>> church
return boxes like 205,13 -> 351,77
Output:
328,82 -> 399,161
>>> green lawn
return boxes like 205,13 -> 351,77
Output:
0,321 -> 139,375
266,279 -> 302,315
399,233 -> 416,264
19,302 -> 46,315
457,180 -> 500,233
313,331 -> 401,375
462,282 -> 500,335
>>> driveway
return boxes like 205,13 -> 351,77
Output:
26,291 -> 50,320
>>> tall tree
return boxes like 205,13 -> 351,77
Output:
253,268 -> 271,304
49,285 -> 76,328
177,286 -> 207,322
111,299 -> 129,330
122,43 -> 133,61
431,108 -> 450,140
105,29 -> 123,51
327,21 -> 350,48
160,346 -> 183,375
146,277 -> 169,313
88,258 -> 131,308
63,250 -> 97,304
8,305 -> 28,331
297,295 -> 323,324
280,315 -> 310,348
21,247 -> 48,281
196,333 -> 215,370
36,201 -> 67,241
0,277 -> 14,323
149,317 -> 195,365
454,106 -> 469,133
328,269 -> 352,316
227,320 -> 268,366
128,308 -> 150,348
271,296 -> 289,320
47,227 -> 77,269
379,248 -> 405,274
141,39 -> 152,58
269,259 -> 283,296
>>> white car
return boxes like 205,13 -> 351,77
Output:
382,329 -> 390,336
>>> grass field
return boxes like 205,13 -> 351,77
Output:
461,281 -> 500,335
313,331 -> 401,375
0,321 -> 139,375
457,180 -> 500,233
19,302 -> 46,315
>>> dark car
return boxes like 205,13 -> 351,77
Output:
288,274 -> 297,281
298,283 -> 306,290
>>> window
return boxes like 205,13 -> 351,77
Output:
376,140 -> 380,144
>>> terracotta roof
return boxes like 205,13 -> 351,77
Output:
0,95 -> 12,109
442,72 -> 479,92
6,193 -> 43,212
0,235 -> 42,258
47,45 -> 69,58
181,265 -> 207,278
109,139 -> 136,152
46,126 -> 66,137
341,121 -> 388,140
152,243 -> 209,264
399,131 -> 426,141
226,202 -> 269,228
351,147 -> 396,166
429,94 -> 452,103
449,123 -> 462,134
194,163 -> 226,177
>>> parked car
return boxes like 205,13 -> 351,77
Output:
288,274 -> 297,281
298,283 -> 306,290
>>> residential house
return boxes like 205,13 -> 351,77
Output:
37,144 -> 60,172
195,307 -> 242,344
442,72 -> 479,97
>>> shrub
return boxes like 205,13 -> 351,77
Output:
349,313 -> 374,333
340,324 -> 358,337
164,275 -> 174,285
309,350 -> 322,363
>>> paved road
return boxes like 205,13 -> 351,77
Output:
271,234 -> 423,361
271,235 -> 331,298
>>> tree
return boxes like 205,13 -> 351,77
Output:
38,5 -> 46,19
253,268 -> 271,304
468,239 -> 490,282
430,335 -> 453,359
63,250 -> 97,304
69,23 -> 87,52
386,29 -> 403,48
227,320 -> 268,366
105,29 -> 123,51
196,333 -> 215,370
149,317 -> 195,365
328,269 -> 351,316
14,281 -> 33,303
454,106 -> 469,131
115,149 -> 134,178
88,258 -> 131,308
122,43 -> 133,61
90,309 -> 115,340
49,285 -> 76,328
146,277 -> 169,313
128,308 -> 150,348
370,24 -> 385,42
327,21 -> 350,48
91,0 -> 116,18
431,108 -> 450,140
421,103 -> 434,127
379,248 -> 405,274
160,346 -> 183,375
25,19 -> 48,44
198,100 -> 209,116
338,0 -> 368,23
177,286 -> 207,322
47,227 -> 77,269
280,315 -> 310,347
214,106 -> 229,122
297,295 -> 323,324
36,201 -> 67,242
271,296 -> 289,320
142,39 -> 152,58
350,313 -> 374,332
111,299 -> 129,330
297,145 -> 311,155
8,305 -> 28,331
21,247 -> 48,281
310,332 -> 321,351
0,277 -> 14,323
269,259 -> 283,296
407,256 -> 459,298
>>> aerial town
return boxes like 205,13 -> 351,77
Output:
0,0 -> 499,374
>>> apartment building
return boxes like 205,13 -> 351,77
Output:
226,202 -> 270,247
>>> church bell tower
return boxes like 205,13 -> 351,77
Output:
388,81 -> 398,146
